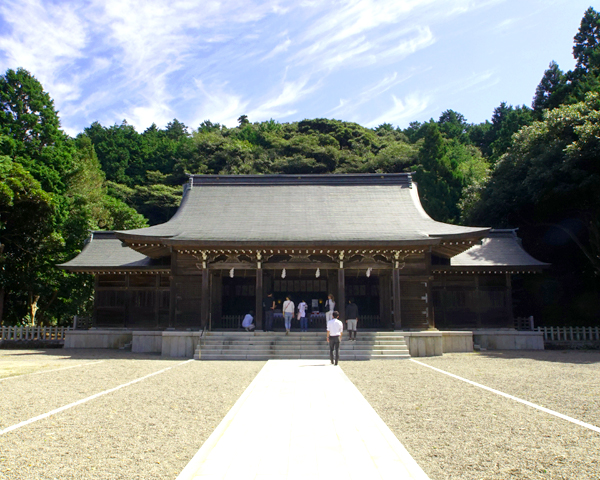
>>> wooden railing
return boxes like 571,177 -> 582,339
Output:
360,315 -> 381,329
514,316 -> 534,331
220,315 -> 243,329
217,314 -> 382,330
536,326 -> 600,342
0,326 -> 69,342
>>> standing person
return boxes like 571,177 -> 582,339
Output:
264,292 -> 275,332
326,311 -> 343,365
298,299 -> 308,332
325,294 -> 335,322
346,299 -> 359,341
242,310 -> 255,331
282,296 -> 295,335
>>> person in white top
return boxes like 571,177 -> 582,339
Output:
326,311 -> 343,365
298,300 -> 308,332
282,296 -> 295,334
241,311 -> 254,331
325,294 -> 335,322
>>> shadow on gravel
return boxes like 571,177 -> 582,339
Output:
477,349 -> 600,364
0,349 -> 166,361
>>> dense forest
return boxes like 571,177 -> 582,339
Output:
1,7 -> 599,327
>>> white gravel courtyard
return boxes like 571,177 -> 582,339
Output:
1,349 -> 599,479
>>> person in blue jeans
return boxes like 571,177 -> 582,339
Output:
298,299 -> 308,332
282,296 -> 295,335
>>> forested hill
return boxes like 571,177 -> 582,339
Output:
1,7 -> 599,326
85,113 -> 492,227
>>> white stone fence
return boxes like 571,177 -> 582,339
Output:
0,326 -> 70,342
536,326 -> 600,342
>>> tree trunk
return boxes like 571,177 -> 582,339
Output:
36,290 -> 58,326
0,287 -> 4,325
29,292 -> 40,326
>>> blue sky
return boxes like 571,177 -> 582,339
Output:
0,0 -> 594,136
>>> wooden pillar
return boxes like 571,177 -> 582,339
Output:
255,268 -> 263,330
379,273 -> 392,329
93,275 -> 99,328
475,274 -> 482,328
424,249 -> 433,329
154,275 -> 160,328
506,273 -> 514,328
337,268 -> 346,320
392,268 -> 401,330
201,267 -> 210,329
168,250 -> 178,328
124,274 -> 130,329
211,271 -> 222,330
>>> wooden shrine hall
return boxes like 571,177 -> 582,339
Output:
60,174 -> 547,332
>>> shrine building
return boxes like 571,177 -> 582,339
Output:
60,173 -> 547,337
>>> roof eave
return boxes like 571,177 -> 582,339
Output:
432,265 -> 549,274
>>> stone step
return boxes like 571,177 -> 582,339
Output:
206,331 -> 406,336
201,341 -> 408,348
202,338 -> 405,344
196,330 -> 410,360
199,353 -> 411,361
201,345 -> 408,352
200,346 -> 409,355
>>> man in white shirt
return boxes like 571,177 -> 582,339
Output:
326,311 -> 343,365
242,311 -> 255,331
282,296 -> 295,335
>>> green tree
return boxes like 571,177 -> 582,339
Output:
467,93 -> 600,276
0,155 -> 59,324
573,7 -> 600,72
532,61 -> 568,114
0,68 -> 73,194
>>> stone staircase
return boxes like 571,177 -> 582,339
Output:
195,331 -> 410,360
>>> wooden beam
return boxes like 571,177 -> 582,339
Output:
201,267 -> 210,328
255,269 -> 263,331
506,273 -> 514,327
392,268 -> 401,330
338,268 -> 346,321
168,250 -> 178,328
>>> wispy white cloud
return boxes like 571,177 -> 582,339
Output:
366,93 -> 431,127
190,79 -> 249,128
0,0 -> 568,134
0,0 -> 88,107
262,38 -> 292,60
248,75 -> 319,120
328,70 -> 415,117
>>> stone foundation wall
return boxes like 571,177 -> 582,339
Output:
64,330 -> 132,349
473,329 -> 544,350
132,331 -> 163,354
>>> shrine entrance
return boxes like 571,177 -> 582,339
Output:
344,273 -> 382,329
209,267 -> 387,330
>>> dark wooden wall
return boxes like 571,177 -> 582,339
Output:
431,274 -> 513,329
95,273 -> 170,329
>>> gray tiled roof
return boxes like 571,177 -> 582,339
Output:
117,174 -> 488,246
450,230 -> 549,267
58,231 -> 164,271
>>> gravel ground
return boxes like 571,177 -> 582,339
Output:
0,349 -> 108,380
343,351 -> 600,480
0,350 -> 264,480
2,349 -> 599,480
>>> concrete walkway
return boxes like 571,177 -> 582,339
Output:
177,360 -> 430,480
